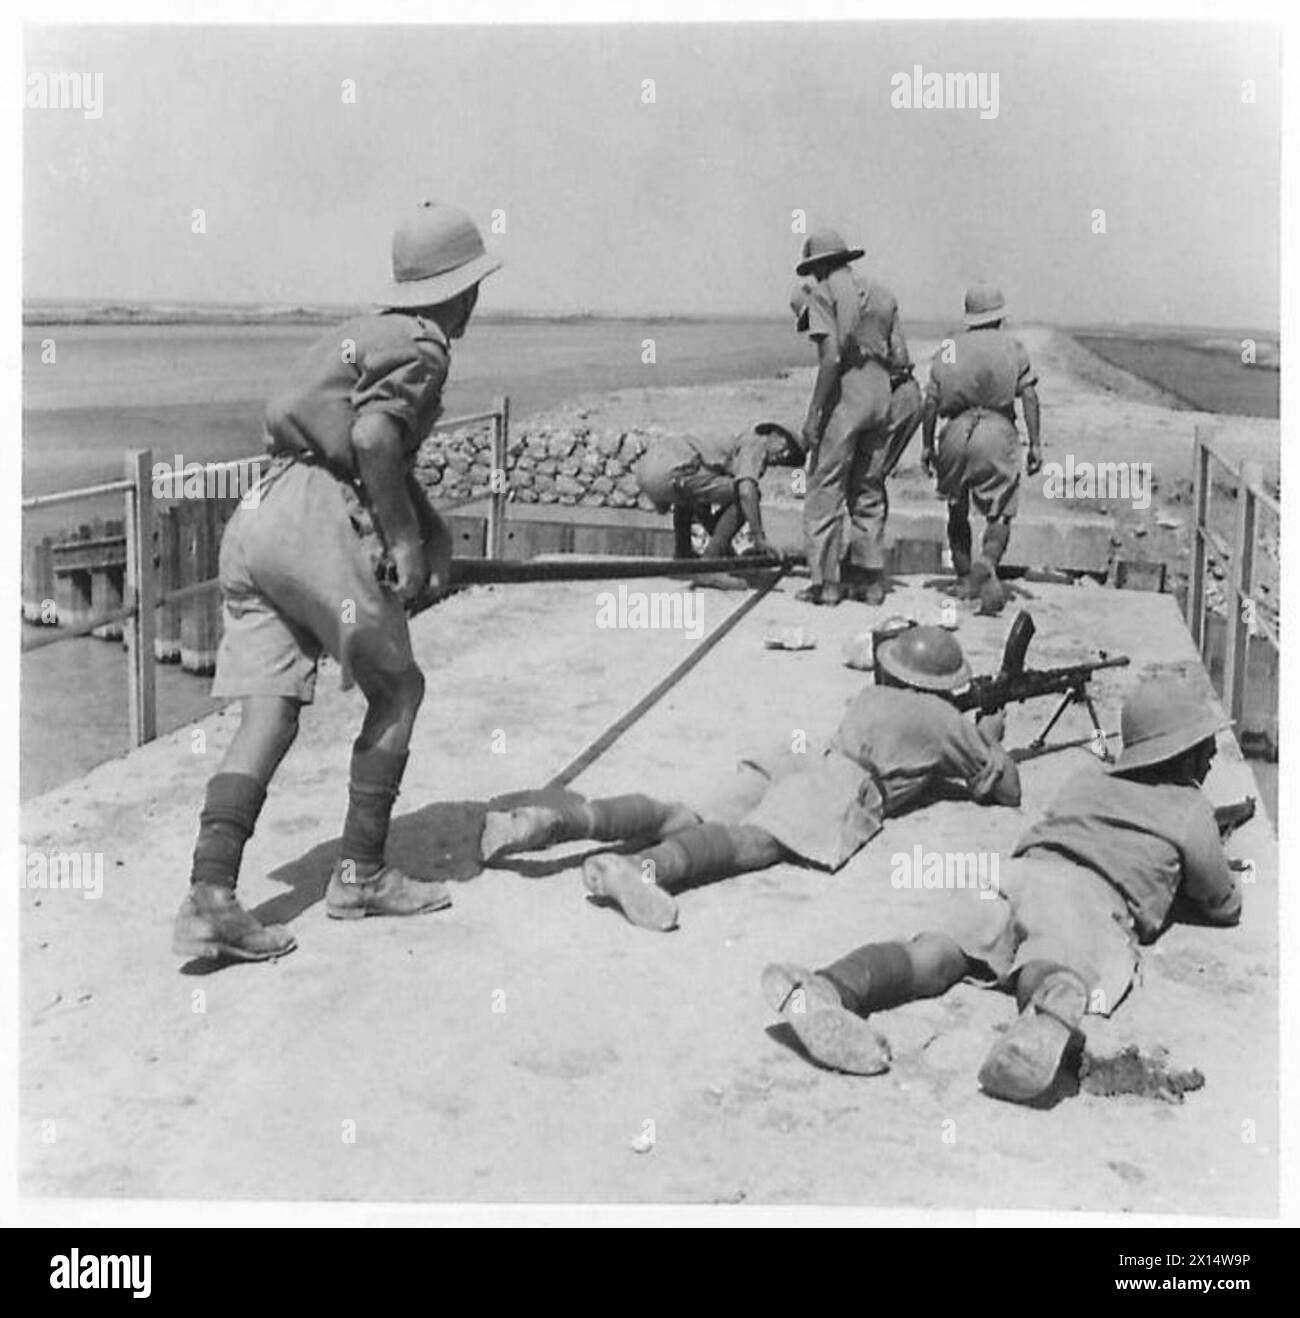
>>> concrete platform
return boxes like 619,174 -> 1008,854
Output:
19,575 -> 1276,1211
457,497 -> 1116,575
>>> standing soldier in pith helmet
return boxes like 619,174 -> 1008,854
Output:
762,679 -> 1241,1100
476,626 -> 1019,932
921,283 -> 1042,616
791,234 -> 922,607
173,200 -> 501,962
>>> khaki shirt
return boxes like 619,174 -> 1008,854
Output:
265,311 -> 451,478
1012,762 -> 1240,940
925,327 -> 1037,422
805,266 -> 912,375
830,686 -> 1009,815
686,431 -> 770,485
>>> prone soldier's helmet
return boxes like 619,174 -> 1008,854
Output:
1108,679 -> 1225,773
377,200 -> 502,310
875,625 -> 972,693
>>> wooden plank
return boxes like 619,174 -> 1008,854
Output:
179,500 -> 221,674
154,504 -> 182,662
125,449 -> 157,745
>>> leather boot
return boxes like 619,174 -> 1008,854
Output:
480,806 -> 566,862
326,863 -> 452,920
581,853 -> 679,931
978,969 -> 1088,1102
173,882 -> 297,962
760,962 -> 892,1075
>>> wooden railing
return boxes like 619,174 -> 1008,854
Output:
1186,423 -> 1279,736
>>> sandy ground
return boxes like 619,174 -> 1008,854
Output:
19,329 -> 1279,1211
20,572 -> 1276,1210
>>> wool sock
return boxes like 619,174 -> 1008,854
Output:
981,517 -> 1011,569
819,941 -> 916,1014
340,746 -> 408,878
948,504 -> 973,576
189,773 -> 267,889
584,794 -> 683,842
640,823 -> 781,890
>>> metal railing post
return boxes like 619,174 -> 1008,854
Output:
1188,424 -> 1209,654
487,394 -> 509,560
124,449 -> 157,745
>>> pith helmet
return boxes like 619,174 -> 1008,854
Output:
964,283 -> 1006,328
796,227 -> 865,277
1108,679 -> 1226,773
377,200 -> 502,310
876,625 -> 972,692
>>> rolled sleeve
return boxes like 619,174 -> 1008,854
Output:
732,435 -> 767,485
351,336 -> 449,445
805,286 -> 836,341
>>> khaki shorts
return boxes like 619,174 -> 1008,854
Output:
700,744 -> 885,872
937,854 -> 1140,1016
935,408 -> 1021,520
636,442 -> 736,514
211,458 -> 414,703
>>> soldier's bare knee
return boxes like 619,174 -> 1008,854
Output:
909,931 -> 968,984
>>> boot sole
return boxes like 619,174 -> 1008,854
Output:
172,931 -> 297,962
582,859 -> 679,931
762,964 -> 890,1075
479,813 -> 531,864
978,1017 -> 1072,1102
783,999 -> 891,1075
325,891 -> 453,920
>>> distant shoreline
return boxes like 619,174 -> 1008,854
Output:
22,303 -> 1281,342
23,304 -> 802,328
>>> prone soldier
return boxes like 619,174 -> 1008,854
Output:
478,626 -> 1020,931
761,680 -> 1243,1102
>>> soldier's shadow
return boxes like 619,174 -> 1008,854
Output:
248,785 -> 596,929
178,786 -> 639,973
920,574 -> 1036,608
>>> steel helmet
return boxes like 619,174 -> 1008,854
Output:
1108,679 -> 1226,773
876,625 -> 972,692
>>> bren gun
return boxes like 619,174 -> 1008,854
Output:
946,611 -> 1130,762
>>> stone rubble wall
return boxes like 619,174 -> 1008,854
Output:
414,415 -> 665,511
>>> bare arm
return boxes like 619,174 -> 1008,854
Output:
352,412 -> 427,600
921,392 -> 939,474
736,478 -> 767,549
976,710 -> 1022,806
803,334 -> 840,451
1021,384 -> 1042,474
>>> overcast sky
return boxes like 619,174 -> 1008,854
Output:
23,22 -> 1281,327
